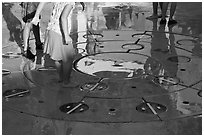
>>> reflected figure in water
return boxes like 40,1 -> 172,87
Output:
121,6 -> 133,28
2,3 -> 23,48
102,7 -> 119,30
148,18 -> 178,78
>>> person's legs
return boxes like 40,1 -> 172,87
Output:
55,60 -> 63,82
169,2 -> 177,20
160,2 -> 169,24
32,23 -> 43,50
168,2 -> 177,26
159,2 -> 163,10
61,43 -> 77,87
152,2 -> 158,15
23,22 -> 32,52
62,57 -> 73,84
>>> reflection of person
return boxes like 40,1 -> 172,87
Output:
147,19 -> 178,78
121,6 -> 133,28
32,2 -> 77,87
146,2 -> 163,20
21,2 -> 43,59
102,7 -> 119,30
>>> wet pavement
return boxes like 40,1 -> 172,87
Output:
2,2 -> 202,135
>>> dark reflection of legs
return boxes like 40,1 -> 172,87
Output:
168,25 -> 178,77
32,23 -> 43,49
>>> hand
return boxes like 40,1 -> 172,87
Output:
20,20 -> 25,29
64,36 -> 72,45
31,16 -> 40,26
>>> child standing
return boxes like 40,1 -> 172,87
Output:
32,2 -> 77,87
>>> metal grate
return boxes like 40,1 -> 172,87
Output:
2,69 -> 11,76
152,76 -> 180,87
2,52 -> 21,59
59,102 -> 89,114
3,89 -> 30,99
136,102 -> 167,114
80,82 -> 108,92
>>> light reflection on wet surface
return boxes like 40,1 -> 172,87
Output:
2,2 -> 202,134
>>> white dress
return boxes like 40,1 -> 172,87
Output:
47,2 -> 75,35
44,2 -> 75,60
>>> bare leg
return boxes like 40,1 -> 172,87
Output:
32,23 -> 43,49
23,22 -> 32,52
169,2 -> 177,20
160,2 -> 169,24
159,2 -> 163,10
61,43 -> 77,87
161,2 -> 169,20
55,60 -> 63,82
152,2 -> 158,15
168,2 -> 177,26
62,57 -> 73,84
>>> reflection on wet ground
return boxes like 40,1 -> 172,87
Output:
2,2 -> 202,135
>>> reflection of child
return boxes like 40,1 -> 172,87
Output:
32,2 -> 77,87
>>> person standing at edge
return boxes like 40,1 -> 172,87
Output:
31,2 -> 78,87
160,2 -> 177,26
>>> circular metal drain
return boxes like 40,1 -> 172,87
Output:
2,69 -> 11,76
176,39 -> 197,46
80,82 -> 108,92
167,56 -> 191,63
198,91 -> 202,97
2,52 -> 21,59
121,43 -> 144,51
3,89 -> 30,99
83,33 -> 103,39
36,66 -> 56,71
180,68 -> 186,71
132,33 -> 152,39
152,76 -> 180,86
136,102 -> 167,114
59,102 -> 89,114
108,108 -> 117,116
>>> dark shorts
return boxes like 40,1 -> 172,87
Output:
22,2 -> 40,23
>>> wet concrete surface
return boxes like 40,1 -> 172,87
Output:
2,2 -> 202,135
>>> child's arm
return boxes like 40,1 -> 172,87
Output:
60,4 -> 74,45
31,2 -> 47,26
